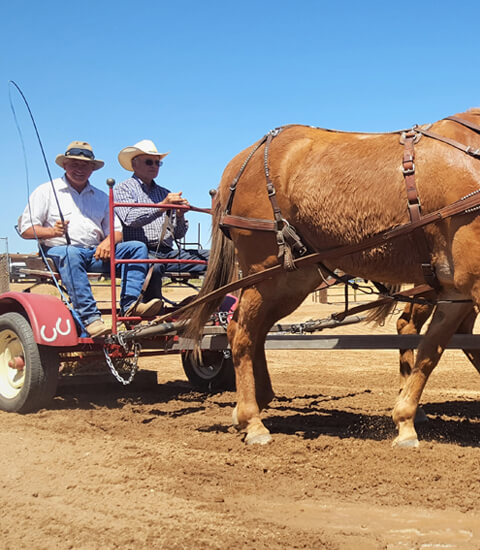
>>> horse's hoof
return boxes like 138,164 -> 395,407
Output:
414,407 -> 429,424
245,432 -> 272,445
392,437 -> 419,449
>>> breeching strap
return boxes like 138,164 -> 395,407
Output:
220,126 -> 308,270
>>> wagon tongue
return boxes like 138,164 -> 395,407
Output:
105,320 -> 187,344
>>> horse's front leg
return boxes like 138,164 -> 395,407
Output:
392,299 -> 472,448
397,300 -> 434,391
228,289 -> 274,445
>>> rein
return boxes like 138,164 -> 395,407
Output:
152,186 -> 480,324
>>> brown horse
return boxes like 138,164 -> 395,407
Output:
187,109 -> 480,447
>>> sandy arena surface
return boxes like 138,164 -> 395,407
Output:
0,283 -> 479,549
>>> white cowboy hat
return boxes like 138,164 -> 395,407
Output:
55,140 -> 104,170
118,139 -> 169,171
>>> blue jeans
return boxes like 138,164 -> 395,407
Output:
46,242 -> 149,326
144,248 -> 209,301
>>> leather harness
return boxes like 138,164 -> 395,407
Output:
219,116 -> 480,289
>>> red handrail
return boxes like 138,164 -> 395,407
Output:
107,179 -> 210,333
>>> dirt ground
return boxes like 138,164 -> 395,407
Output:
0,284 -> 479,549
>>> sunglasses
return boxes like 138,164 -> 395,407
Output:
65,147 -> 95,159
143,159 -> 163,167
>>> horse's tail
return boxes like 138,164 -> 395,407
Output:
183,198 -> 237,345
365,283 -> 402,324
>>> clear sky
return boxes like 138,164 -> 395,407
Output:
1,0 -> 480,254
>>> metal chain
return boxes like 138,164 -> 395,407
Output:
103,342 -> 141,385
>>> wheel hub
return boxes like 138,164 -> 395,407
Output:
0,330 -> 26,398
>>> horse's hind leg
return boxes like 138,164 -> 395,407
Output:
392,299 -> 473,448
229,268 -> 320,445
398,303 -> 480,381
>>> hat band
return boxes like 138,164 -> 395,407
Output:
65,147 -> 95,159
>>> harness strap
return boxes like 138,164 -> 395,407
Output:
264,132 -> 290,268
445,115 -> 480,135
332,284 -> 434,322
264,131 -> 301,270
221,133 -> 271,239
221,214 -> 276,231
401,130 -> 440,290
415,126 -> 480,158
220,127 -> 308,270
152,189 -> 480,326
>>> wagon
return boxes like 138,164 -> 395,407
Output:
0,182 -> 240,413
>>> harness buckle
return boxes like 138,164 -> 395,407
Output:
408,197 -> 421,207
402,162 -> 415,176
466,146 -> 480,157
400,128 -> 422,145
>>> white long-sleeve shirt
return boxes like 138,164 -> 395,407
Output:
20,176 -> 122,248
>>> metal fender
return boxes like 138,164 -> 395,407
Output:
0,292 -> 79,347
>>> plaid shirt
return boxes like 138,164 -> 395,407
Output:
114,176 -> 188,250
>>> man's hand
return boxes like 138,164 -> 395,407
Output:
94,232 -> 122,261
159,191 -> 189,217
94,238 -> 111,260
51,219 -> 69,237
21,220 -> 70,240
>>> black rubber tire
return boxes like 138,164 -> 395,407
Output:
0,312 -> 60,413
181,350 -> 235,392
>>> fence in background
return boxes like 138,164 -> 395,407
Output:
312,278 -> 377,304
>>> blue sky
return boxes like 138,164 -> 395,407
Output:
1,0 -> 480,254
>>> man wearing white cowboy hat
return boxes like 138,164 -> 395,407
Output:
19,140 -> 163,338
114,139 -> 209,301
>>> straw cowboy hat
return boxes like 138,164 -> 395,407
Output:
55,141 -> 104,170
118,139 -> 169,171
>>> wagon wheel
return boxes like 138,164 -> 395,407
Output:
0,312 -> 60,413
181,350 -> 235,392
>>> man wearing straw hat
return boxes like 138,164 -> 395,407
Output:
115,139 -> 209,301
19,140 -> 163,338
